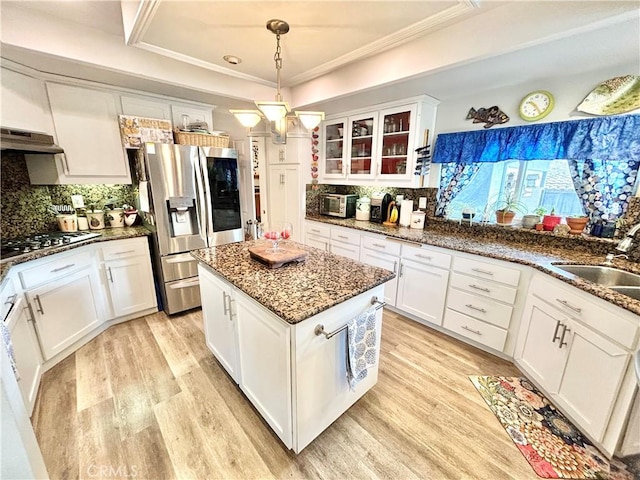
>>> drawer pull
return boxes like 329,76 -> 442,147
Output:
471,268 -> 494,276
114,250 -> 135,255
465,304 -> 486,314
4,294 -> 17,307
555,298 -> 582,314
462,325 -> 482,336
107,267 -> 114,283
34,295 -> 44,314
469,284 -> 490,293
310,229 -> 320,233
372,243 -> 386,248
51,263 -> 75,273
337,235 -> 349,240
415,254 -> 432,260
559,325 -> 571,348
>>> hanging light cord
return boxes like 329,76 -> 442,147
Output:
274,32 -> 283,102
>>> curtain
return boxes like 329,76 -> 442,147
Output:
567,157 -> 639,226
435,163 -> 480,216
432,114 -> 640,164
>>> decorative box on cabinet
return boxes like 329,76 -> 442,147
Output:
515,273 -> 638,456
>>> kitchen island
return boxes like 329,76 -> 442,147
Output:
191,240 -> 395,453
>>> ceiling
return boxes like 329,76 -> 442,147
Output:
1,1 -> 639,112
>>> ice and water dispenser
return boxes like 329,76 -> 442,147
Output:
167,196 -> 198,237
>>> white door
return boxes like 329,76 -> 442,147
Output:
396,259 -> 448,326
28,268 -> 102,360
104,256 -> 156,318
555,321 -> 630,441
267,164 -> 301,242
197,265 -> 239,382
516,297 -> 569,394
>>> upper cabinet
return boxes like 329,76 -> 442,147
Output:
27,83 -> 131,184
0,68 -> 54,134
121,95 -> 172,120
320,96 -> 438,186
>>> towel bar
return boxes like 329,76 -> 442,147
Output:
314,296 -> 386,339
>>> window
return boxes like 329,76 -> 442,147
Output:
446,159 -> 583,221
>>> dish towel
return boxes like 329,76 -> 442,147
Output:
0,321 -> 19,379
346,307 -> 378,390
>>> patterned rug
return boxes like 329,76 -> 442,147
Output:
469,376 -> 636,479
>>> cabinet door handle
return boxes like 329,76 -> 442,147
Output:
34,295 -> 44,314
25,304 -> 36,324
222,291 -> 229,316
559,325 -> 571,348
462,325 -> 482,336
393,261 -> 398,274
4,294 -> 17,307
60,153 -> 70,175
465,304 -> 486,314
280,174 -> 285,184
468,284 -> 490,293
107,266 -> 114,283
228,298 -> 236,320
552,319 -> 563,343
471,267 -> 494,276
399,264 -> 404,277
555,298 -> 582,314
51,263 -> 75,273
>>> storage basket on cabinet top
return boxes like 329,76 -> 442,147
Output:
174,130 -> 230,148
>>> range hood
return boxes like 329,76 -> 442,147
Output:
1,128 -> 64,154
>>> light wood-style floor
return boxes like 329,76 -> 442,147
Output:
32,308 -> 548,480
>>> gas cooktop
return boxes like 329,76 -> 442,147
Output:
1,231 -> 102,262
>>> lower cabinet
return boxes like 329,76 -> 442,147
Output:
99,238 -> 156,319
329,226 -> 361,261
304,222 -> 330,251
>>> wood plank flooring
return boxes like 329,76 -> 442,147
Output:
32,309 -> 553,479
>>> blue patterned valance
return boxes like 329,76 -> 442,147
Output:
432,114 -> 640,164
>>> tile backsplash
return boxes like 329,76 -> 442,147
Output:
1,152 -> 135,238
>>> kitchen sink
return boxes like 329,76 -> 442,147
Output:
609,286 -> 640,301
554,265 -> 640,287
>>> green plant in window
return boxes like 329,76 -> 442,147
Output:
490,192 -> 528,225
533,207 -> 547,216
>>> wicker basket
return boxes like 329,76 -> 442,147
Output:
174,130 -> 230,148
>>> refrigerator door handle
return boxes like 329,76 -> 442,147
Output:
193,148 -> 208,243
199,149 -> 215,245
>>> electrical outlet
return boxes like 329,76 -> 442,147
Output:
418,197 -> 427,209
71,195 -> 85,209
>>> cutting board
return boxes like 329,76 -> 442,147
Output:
248,245 -> 308,269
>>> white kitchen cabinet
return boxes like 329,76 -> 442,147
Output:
320,96 -> 439,186
359,235 -> 400,306
234,291 -> 292,448
26,83 -> 131,185
171,103 -> 214,131
267,164 -> 301,242
99,238 -> 156,320
0,67 -> 53,134
198,264 -> 240,383
515,274 -> 637,452
266,138 -> 307,165
1,277 -> 42,416
329,225 -> 361,261
304,221 -> 330,251
120,95 -> 172,120
25,266 -> 102,361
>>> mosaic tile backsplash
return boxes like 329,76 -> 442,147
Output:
1,152 -> 135,238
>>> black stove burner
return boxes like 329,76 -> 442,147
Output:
1,231 -> 102,261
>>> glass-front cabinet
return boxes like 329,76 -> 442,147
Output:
320,96 -> 438,186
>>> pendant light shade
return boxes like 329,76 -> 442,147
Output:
231,19 -> 324,140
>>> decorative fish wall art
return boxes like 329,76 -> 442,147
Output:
466,106 -> 510,129
577,75 -> 640,115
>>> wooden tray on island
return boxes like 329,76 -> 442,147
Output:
248,245 -> 308,269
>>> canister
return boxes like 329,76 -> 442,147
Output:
356,197 -> 370,221
410,211 -> 426,229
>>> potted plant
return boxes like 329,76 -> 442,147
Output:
104,197 -> 125,228
565,214 -> 589,235
542,208 -> 561,231
492,192 -> 527,225
522,207 -> 546,229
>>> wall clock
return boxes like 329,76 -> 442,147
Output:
519,90 -> 555,121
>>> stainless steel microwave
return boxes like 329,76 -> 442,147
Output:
319,194 -> 357,218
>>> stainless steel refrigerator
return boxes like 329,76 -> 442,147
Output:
134,143 -> 243,314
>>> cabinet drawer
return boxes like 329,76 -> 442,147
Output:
450,272 -> 517,305
305,222 -> 330,238
402,244 -> 451,270
331,227 -> 360,246
361,235 -> 401,256
529,275 -> 638,349
20,251 -> 92,289
443,309 -> 508,352
100,238 -> 148,261
453,256 -> 520,287
447,287 -> 513,329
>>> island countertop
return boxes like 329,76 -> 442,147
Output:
191,240 -> 395,324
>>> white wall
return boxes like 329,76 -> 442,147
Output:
434,62 -> 639,134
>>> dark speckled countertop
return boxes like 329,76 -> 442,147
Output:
0,226 -> 151,284
306,216 -> 640,318
191,240 -> 395,324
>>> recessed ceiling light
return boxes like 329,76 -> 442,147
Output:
223,55 -> 241,65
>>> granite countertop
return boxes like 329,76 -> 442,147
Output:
191,240 -> 395,324
306,216 -> 640,317
0,226 -> 151,283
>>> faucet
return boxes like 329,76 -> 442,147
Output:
604,253 -> 629,265
615,223 -> 640,253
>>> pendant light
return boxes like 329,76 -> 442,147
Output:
231,19 -> 325,140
